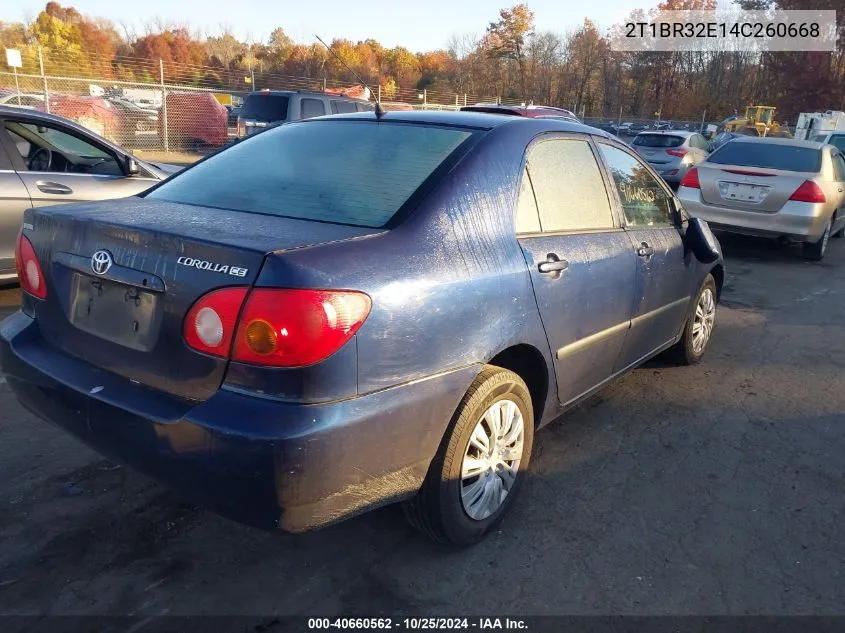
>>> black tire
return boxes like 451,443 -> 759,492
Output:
403,366 -> 534,545
803,218 -> 832,260
665,274 -> 717,366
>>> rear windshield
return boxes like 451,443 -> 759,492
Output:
707,142 -> 821,172
240,94 -> 289,121
146,121 -> 474,227
632,134 -> 685,148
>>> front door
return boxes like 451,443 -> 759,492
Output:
0,117 -> 158,207
515,135 -> 637,405
596,142 -> 696,370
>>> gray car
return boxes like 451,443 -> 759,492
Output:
810,131 -> 845,153
0,106 -> 174,283
677,136 -> 845,260
631,130 -> 711,186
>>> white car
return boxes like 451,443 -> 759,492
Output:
0,92 -> 45,110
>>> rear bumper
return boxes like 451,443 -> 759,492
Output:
677,187 -> 830,241
0,311 -> 478,532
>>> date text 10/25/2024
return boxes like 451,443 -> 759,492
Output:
308,618 -> 529,630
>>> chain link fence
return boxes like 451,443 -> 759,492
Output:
0,48 -> 720,157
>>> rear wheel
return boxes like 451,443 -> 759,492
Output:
666,274 -> 717,366
803,217 -> 832,260
403,366 -> 534,545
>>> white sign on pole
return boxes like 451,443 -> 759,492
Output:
5,48 -> 22,68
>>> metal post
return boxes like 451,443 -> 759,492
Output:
251,66 -> 256,90
423,89 -> 427,108
13,67 -> 21,106
455,94 -> 458,107
38,47 -> 50,113
159,59 -> 169,152
618,105 -> 622,127
700,109 -> 707,133
377,84 -> 381,102
463,94 -> 467,107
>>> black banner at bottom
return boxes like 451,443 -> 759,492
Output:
2,616 -> 845,633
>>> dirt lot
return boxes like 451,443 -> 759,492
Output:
0,234 -> 844,620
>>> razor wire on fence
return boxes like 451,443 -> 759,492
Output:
0,47 -> 717,154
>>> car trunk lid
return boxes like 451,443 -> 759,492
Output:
24,197 -> 380,401
697,163 -> 813,213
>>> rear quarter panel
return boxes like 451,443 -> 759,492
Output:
252,126 -> 560,422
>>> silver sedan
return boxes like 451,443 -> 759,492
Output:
630,130 -> 711,186
677,137 -> 845,260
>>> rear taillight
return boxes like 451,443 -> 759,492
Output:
232,289 -> 371,367
789,180 -> 826,204
15,233 -> 47,299
680,167 -> 700,189
666,148 -> 688,158
183,287 -> 250,357
183,287 -> 372,367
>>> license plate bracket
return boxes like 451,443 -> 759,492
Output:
68,273 -> 162,351
719,181 -> 769,203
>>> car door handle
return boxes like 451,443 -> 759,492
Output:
636,243 -> 655,257
36,181 -> 73,195
538,254 -> 569,274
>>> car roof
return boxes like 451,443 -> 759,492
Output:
728,135 -> 824,149
307,109 -> 613,137
245,90 -> 369,102
461,104 -> 577,118
636,130 -> 694,137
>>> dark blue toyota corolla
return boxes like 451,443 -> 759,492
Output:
0,111 -> 724,544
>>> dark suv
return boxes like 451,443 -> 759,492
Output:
236,90 -> 374,137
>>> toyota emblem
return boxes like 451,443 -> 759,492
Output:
91,250 -> 113,275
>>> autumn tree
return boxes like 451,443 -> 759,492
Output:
483,4 -> 535,100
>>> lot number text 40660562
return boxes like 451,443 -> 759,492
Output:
307,617 -> 529,630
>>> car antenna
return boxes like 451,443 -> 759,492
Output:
315,35 -> 385,118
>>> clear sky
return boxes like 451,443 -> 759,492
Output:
5,0 -> 653,51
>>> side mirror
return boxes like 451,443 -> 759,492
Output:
685,217 -> 721,264
125,156 -> 139,175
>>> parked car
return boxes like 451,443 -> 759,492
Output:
0,91 -> 46,109
631,130 -> 711,187
106,97 -> 159,141
677,136 -> 845,260
616,122 -> 633,135
0,106 -> 176,283
225,104 -> 241,126
460,104 -> 580,122
653,120 -> 672,130
630,123 -> 650,132
809,131 -> 845,153
236,89 -> 374,137
160,92 -> 228,149
0,111 -> 723,544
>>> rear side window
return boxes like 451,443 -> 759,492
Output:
356,103 -> 375,112
301,98 -> 326,119
331,100 -> 357,114
829,135 -> 845,152
633,134 -> 685,148
515,169 -> 541,234
832,153 -> 845,181
525,138 -> 614,232
708,142 -> 821,172
241,94 -> 289,121
146,121 -> 473,228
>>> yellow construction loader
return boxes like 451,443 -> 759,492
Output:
720,105 -> 791,138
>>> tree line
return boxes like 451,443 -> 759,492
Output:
0,0 -> 842,121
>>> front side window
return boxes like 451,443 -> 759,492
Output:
301,98 -> 326,119
146,120 -> 474,228
598,143 -> 673,228
832,153 -> 845,182
525,138 -> 614,232
4,120 -> 121,176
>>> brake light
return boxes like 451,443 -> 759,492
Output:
15,233 -> 47,299
666,148 -> 688,158
183,287 -> 249,357
789,180 -> 826,204
680,167 -> 700,189
232,289 -> 371,367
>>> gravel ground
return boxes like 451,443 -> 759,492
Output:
0,233 -> 843,620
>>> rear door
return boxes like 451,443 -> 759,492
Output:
0,115 -> 159,206
596,142 -> 694,370
0,140 -> 31,276
516,135 -> 637,405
